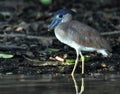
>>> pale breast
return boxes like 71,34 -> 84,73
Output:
54,25 -> 67,43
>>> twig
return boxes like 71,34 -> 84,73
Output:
0,44 -> 27,50
101,31 -> 120,36
0,33 -> 55,40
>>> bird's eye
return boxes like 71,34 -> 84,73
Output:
59,15 -> 63,18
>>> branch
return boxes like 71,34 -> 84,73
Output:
0,33 -> 55,40
101,31 -> 120,36
0,44 -> 27,50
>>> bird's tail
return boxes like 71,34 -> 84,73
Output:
97,49 -> 112,57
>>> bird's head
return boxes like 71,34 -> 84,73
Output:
48,9 -> 76,30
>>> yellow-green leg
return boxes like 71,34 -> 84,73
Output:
80,51 -> 85,75
79,77 -> 84,94
71,50 -> 79,76
71,75 -> 85,94
71,74 -> 78,93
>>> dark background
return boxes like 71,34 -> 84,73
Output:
0,0 -> 119,75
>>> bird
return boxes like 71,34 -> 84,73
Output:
48,9 -> 111,76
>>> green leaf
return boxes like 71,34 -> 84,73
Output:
39,0 -> 52,4
66,55 -> 90,63
6,72 -> 13,75
66,59 -> 75,63
0,53 -> 14,58
39,48 -> 60,56
48,48 -> 60,52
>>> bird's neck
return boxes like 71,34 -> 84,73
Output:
61,14 -> 72,22
61,19 -> 71,23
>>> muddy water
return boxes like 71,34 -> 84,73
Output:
0,73 -> 119,94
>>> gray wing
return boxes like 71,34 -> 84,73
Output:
66,20 -> 111,51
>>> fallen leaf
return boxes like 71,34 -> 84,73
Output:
0,53 -> 14,59
55,56 -> 64,62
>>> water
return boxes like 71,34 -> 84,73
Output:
0,73 -> 120,94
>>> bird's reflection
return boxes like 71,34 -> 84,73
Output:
71,75 -> 84,94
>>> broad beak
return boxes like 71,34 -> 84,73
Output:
48,18 -> 61,31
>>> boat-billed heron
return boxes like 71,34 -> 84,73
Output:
48,9 -> 111,76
